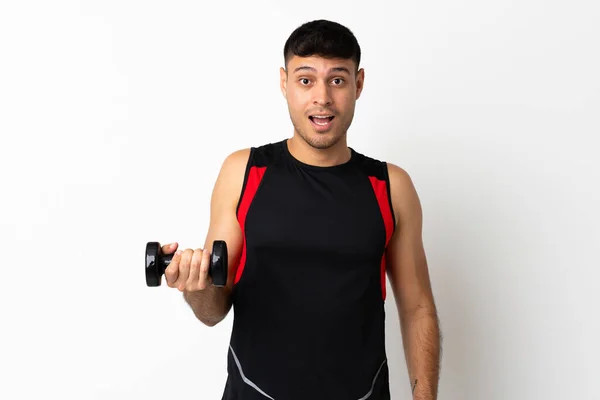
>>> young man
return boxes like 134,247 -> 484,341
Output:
162,19 -> 441,400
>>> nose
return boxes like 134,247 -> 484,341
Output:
312,81 -> 332,107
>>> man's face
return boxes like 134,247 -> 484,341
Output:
280,55 -> 364,150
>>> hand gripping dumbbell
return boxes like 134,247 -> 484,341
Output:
145,240 -> 228,287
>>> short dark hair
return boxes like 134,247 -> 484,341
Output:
283,19 -> 361,71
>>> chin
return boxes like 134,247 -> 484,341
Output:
303,130 -> 344,150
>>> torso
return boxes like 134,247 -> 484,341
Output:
222,139 -> 396,400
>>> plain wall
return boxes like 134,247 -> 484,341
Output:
1,0 -> 598,399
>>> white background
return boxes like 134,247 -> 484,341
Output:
1,0 -> 599,399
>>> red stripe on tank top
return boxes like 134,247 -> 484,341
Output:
369,176 -> 394,300
235,166 -> 266,284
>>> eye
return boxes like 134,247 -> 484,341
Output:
332,78 -> 345,85
299,78 -> 310,85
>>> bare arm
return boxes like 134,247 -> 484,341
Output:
181,149 -> 250,326
386,163 -> 441,399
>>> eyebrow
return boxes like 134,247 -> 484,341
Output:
292,66 -> 352,75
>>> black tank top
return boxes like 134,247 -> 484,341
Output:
222,139 -> 396,400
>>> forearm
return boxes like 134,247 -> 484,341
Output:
400,306 -> 442,400
183,286 -> 232,326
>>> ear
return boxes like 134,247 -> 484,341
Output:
355,68 -> 365,99
280,67 -> 288,98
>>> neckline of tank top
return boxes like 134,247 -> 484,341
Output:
281,139 -> 357,171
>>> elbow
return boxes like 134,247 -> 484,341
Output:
197,312 -> 227,327
200,316 -> 222,327
400,299 -> 438,320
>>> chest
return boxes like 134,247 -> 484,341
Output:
244,167 -> 387,263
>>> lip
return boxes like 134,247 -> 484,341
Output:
309,115 -> 335,131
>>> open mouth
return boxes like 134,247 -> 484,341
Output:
309,115 -> 335,129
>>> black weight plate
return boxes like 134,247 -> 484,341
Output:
211,240 -> 228,287
145,242 -> 161,287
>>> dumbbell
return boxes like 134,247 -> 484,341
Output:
145,240 -> 228,287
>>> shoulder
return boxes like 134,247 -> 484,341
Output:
386,162 -> 414,191
219,148 -> 252,179
222,148 -> 252,166
217,141 -> 280,191
349,149 -> 419,226
385,162 -> 422,227
223,140 -> 284,170
351,148 -> 411,187
220,140 -> 276,167
353,147 -> 421,226
211,148 -> 252,206
351,148 -> 388,179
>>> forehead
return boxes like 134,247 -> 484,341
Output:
287,55 -> 355,75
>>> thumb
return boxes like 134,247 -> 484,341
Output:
162,242 -> 178,254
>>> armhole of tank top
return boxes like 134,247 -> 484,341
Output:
235,147 -> 256,218
382,162 -> 397,235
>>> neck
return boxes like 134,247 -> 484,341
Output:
287,134 -> 351,167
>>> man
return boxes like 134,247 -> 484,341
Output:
162,19 -> 441,400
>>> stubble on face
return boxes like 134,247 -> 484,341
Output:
289,111 -> 350,150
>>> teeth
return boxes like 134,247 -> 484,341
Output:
312,116 -> 332,119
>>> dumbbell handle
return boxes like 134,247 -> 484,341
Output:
146,250 -> 216,281
155,253 -> 174,276
152,252 -> 220,276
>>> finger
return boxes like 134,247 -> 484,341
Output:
164,250 -> 181,287
162,242 -> 178,255
175,249 -> 193,291
186,248 -> 203,291
198,249 -> 211,290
